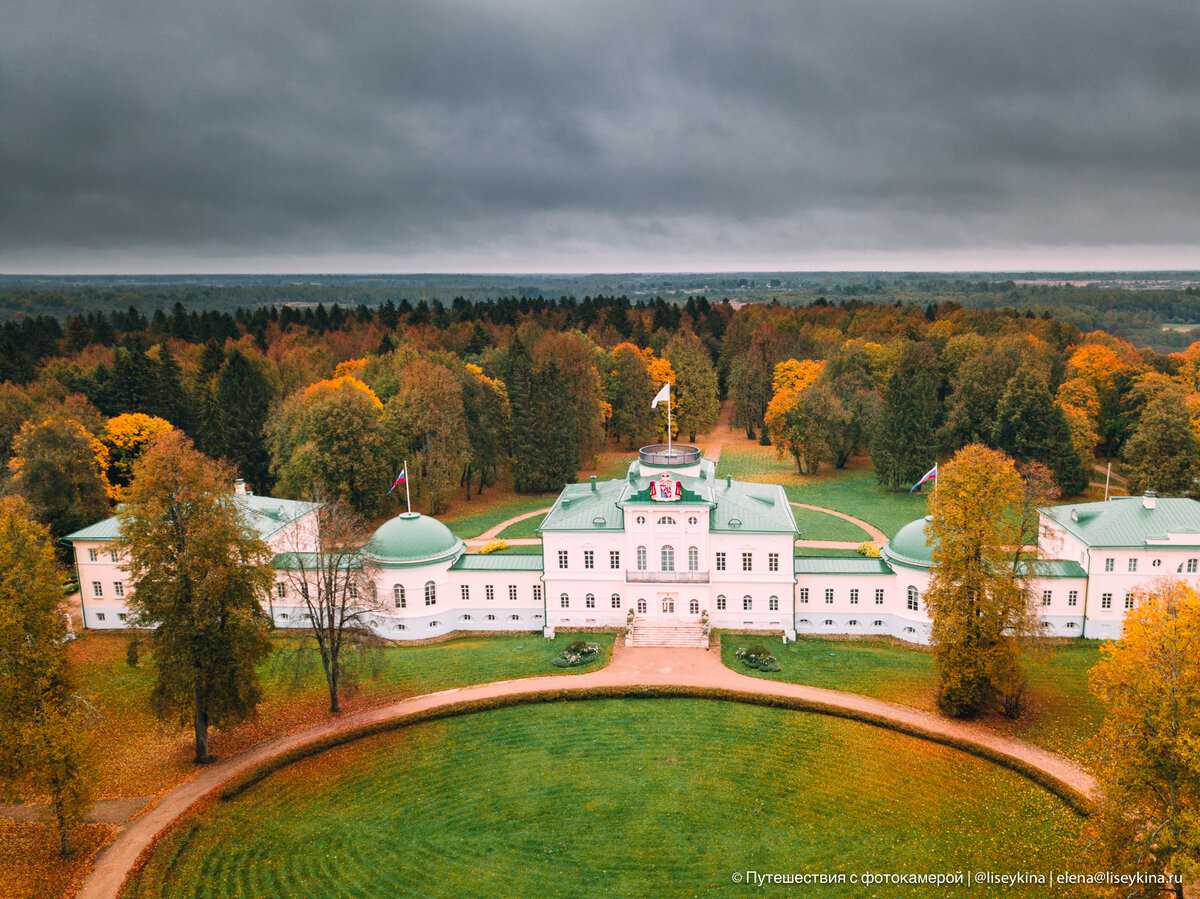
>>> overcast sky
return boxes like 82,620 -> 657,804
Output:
2,0 -> 1198,273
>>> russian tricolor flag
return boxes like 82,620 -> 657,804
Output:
910,463 -> 937,493
388,467 -> 408,495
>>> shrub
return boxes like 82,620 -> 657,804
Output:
478,539 -> 509,554
858,542 -> 881,558
553,641 -> 600,668
735,644 -> 781,672
126,638 -> 141,668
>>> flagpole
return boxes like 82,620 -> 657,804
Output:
667,384 -> 672,457
404,458 -> 411,514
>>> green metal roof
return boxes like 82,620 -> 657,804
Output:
1040,496 -> 1200,548
63,494 -> 320,543
1018,559 -> 1087,578
881,517 -> 935,569
539,463 -> 796,535
271,552 -> 361,571
450,554 -> 544,571
794,556 -> 893,575
365,512 -> 464,566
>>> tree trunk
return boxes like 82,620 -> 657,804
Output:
327,653 -> 340,714
52,783 -> 70,857
193,678 -> 211,763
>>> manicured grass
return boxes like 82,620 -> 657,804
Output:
790,506 -> 872,542
784,469 -> 929,538
720,635 -> 1103,761
68,630 -> 614,799
715,445 -> 799,483
496,512 -> 546,539
128,699 -> 1082,898
442,493 -> 557,539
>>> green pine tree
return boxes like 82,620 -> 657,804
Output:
215,350 -> 274,492
871,342 -> 941,491
993,366 -> 1088,496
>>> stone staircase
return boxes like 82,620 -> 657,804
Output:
625,621 -> 710,649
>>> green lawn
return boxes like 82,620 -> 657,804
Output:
715,445 -> 799,482
128,699 -> 1082,898
720,635 -> 1103,761
790,506 -> 872,542
69,631 -> 613,798
496,512 -> 547,539
442,493 -> 558,539
784,469 -> 929,538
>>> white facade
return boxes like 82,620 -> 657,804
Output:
67,462 -> 1200,646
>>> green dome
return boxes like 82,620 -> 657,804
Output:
883,516 -> 937,569
366,512 -> 463,566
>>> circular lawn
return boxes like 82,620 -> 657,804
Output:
127,699 -> 1083,897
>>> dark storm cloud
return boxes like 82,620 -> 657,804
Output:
1,0 -> 1198,271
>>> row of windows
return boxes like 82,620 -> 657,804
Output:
1102,556 -> 1199,574
632,515 -> 701,526
797,587 -> 897,607
1040,590 -> 1080,607
278,613 -> 544,629
91,581 -> 125,598
558,548 -> 780,573
1100,592 -> 1138,610
86,548 -> 121,563
92,612 -> 128,622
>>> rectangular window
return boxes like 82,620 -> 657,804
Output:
1124,593 -> 1134,610
1189,559 -> 1198,574
1128,558 -> 1138,573
610,550 -> 620,569
768,552 -> 779,572
508,585 -> 517,602
557,550 -> 568,569
1042,590 -> 1052,607
1068,590 -> 1078,607
533,585 -> 542,604
462,585 -> 470,602
716,552 -> 726,572
769,596 -> 779,611
114,581 -> 125,597
742,596 -> 752,611
276,582 -> 286,599
741,552 -> 752,572
799,588 -> 809,604
874,588 -> 884,605
486,585 -> 495,602
117,613 -> 127,621
88,548 -> 98,562
349,583 -> 358,599
849,589 -> 859,605
96,612 -> 105,622
824,588 -> 834,604
92,581 -> 103,598
1104,558 -> 1114,572
584,550 -> 594,570
110,550 -> 119,563
1101,592 -> 1112,610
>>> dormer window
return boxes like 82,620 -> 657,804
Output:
657,516 -> 676,525
636,515 -> 646,525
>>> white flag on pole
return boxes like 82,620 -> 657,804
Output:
651,383 -> 670,409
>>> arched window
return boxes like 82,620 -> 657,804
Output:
689,598 -> 699,614
906,586 -> 918,611
716,594 -> 726,610
560,593 -> 570,608
424,581 -> 436,606
661,545 -> 675,571
611,593 -> 621,609
636,546 -> 647,571
688,546 -> 699,571
637,598 -> 647,614
742,595 -> 753,611
393,585 -> 406,608
585,593 -> 595,608
657,515 -> 676,525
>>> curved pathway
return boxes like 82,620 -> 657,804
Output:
471,506 -> 552,543
789,501 -> 886,545
78,642 -> 1097,899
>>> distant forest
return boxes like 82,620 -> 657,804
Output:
1,273 -> 1199,350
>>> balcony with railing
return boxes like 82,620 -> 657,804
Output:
626,569 -> 710,584
638,444 -> 701,468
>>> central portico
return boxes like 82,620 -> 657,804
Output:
538,444 -> 800,639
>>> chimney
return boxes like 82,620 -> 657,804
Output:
589,475 -> 597,493
1143,490 -> 1157,510
234,478 -> 248,496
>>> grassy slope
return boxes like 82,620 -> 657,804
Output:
441,493 -> 558,539
790,506 -> 872,542
128,699 -> 1081,898
496,513 -> 546,539
720,635 -> 1103,761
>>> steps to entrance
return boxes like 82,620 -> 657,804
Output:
625,622 -> 710,649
